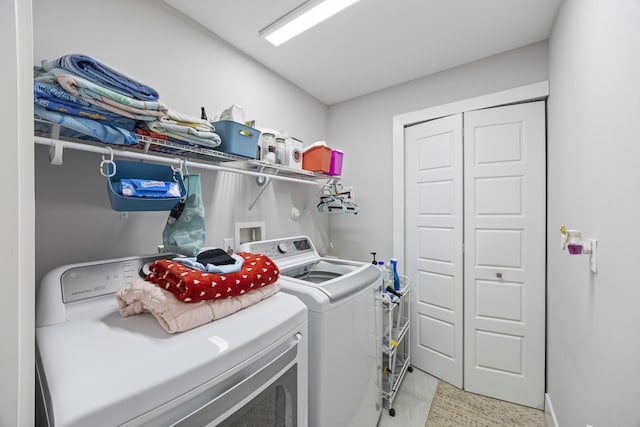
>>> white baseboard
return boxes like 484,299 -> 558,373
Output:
545,393 -> 559,427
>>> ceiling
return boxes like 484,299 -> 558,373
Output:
164,0 -> 562,105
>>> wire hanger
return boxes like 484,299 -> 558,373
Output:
317,180 -> 359,214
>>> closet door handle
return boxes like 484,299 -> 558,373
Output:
496,272 -> 502,279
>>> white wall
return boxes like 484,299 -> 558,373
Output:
547,0 -> 640,426
1,1 -> 34,425
33,0 -> 330,283
326,41 -> 549,265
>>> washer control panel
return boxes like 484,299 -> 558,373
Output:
240,236 -> 316,261
277,242 -> 290,254
61,254 -> 173,303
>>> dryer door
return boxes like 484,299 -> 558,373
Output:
133,332 -> 305,427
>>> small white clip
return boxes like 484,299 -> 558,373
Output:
171,158 -> 184,179
49,139 -> 63,166
99,147 -> 116,177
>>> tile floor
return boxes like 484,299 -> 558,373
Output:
377,367 -> 439,427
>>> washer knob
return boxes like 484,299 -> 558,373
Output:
277,243 -> 289,254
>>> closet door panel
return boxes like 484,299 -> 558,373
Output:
405,114 -> 463,388
475,229 -> 523,268
474,176 -> 523,215
475,280 -> 523,321
463,101 -> 546,409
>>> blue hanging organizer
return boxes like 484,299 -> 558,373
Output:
103,158 -> 186,211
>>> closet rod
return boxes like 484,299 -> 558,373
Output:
34,136 -> 325,186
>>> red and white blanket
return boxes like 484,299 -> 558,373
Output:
146,252 -> 279,303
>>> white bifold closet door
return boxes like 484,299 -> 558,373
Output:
405,114 -> 465,389
405,101 -> 546,409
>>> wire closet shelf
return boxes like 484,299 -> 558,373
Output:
34,118 -> 336,186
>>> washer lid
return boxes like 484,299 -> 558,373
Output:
239,236 -> 382,303
36,292 -> 306,427
281,259 -> 381,303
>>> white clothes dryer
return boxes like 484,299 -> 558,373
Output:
240,236 -> 382,427
35,253 -> 308,427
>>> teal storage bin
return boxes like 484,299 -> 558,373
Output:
106,160 -> 186,211
212,120 -> 261,158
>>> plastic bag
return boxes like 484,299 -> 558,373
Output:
162,174 -> 205,256
119,179 -> 182,198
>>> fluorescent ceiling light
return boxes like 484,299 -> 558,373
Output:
260,0 -> 360,47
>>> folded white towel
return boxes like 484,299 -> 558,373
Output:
115,278 -> 280,334
162,109 -> 214,132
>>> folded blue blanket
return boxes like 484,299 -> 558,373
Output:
34,81 -> 136,130
34,105 -> 138,146
41,54 -> 159,101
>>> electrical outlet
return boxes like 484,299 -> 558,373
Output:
223,238 -> 234,253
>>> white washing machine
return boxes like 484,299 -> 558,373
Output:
240,236 -> 382,427
35,253 -> 308,427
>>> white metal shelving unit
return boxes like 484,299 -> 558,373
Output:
380,275 -> 412,417
33,118 -> 337,187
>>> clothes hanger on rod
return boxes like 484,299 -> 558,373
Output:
316,180 -> 359,214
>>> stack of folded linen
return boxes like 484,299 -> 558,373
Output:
116,278 -> 280,334
138,110 -> 221,148
34,66 -> 138,145
116,251 -> 281,333
45,67 -> 167,122
34,53 -> 221,148
42,54 -> 160,101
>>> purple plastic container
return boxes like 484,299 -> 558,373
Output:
567,244 -> 583,255
329,149 -> 344,176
